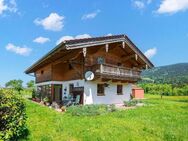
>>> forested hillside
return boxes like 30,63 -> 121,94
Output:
141,63 -> 188,85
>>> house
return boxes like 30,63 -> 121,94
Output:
25,34 -> 154,105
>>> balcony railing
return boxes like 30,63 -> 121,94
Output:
92,64 -> 141,81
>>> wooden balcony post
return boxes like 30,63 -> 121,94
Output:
100,64 -> 103,73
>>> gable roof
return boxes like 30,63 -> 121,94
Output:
25,34 -> 154,74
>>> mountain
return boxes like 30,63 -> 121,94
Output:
141,63 -> 188,85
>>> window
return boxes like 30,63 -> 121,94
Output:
117,85 -> 123,95
69,64 -> 73,70
97,57 -> 105,64
97,84 -> 105,96
41,70 -> 44,74
69,84 -> 74,95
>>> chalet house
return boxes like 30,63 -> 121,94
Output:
25,35 -> 153,105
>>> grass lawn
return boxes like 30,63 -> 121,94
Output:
21,95 -> 188,141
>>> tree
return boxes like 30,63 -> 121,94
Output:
26,80 -> 35,89
5,79 -> 23,93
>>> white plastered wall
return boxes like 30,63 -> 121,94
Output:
84,81 -> 132,105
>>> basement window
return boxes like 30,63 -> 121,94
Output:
97,84 -> 105,96
117,85 -> 123,95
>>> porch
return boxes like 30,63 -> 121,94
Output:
34,83 -> 84,107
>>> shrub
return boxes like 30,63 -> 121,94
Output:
67,104 -> 117,116
123,100 -> 142,107
0,89 -> 28,141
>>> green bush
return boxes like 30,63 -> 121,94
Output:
124,100 -> 142,107
139,83 -> 188,96
67,104 -> 117,116
0,89 -> 28,141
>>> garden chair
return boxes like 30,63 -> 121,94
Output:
73,95 -> 80,105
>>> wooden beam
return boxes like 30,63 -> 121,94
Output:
52,50 -> 79,66
146,64 -> 148,69
101,78 -> 111,82
105,44 -> 109,52
83,48 -> 87,57
122,54 -> 136,62
122,53 -> 139,63
122,42 -> 125,48
135,54 -> 138,61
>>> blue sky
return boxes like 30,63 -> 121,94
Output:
0,0 -> 188,86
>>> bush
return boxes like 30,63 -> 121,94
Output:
124,100 -> 142,107
67,104 -> 117,116
139,83 -> 188,96
0,89 -> 28,141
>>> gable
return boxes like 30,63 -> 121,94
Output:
25,34 -> 154,74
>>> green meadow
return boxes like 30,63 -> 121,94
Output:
21,95 -> 188,141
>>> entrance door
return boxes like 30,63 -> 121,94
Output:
54,84 -> 62,103
72,87 -> 84,104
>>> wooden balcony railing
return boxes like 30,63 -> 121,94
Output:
36,74 -> 52,83
92,64 -> 141,81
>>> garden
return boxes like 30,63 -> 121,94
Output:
0,80 -> 188,141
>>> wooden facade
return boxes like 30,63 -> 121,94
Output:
34,42 -> 147,83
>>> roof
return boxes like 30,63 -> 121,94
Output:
132,85 -> 144,90
25,34 -> 154,74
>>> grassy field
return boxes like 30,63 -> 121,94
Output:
21,95 -> 188,141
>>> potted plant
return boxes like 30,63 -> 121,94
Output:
43,97 -> 50,106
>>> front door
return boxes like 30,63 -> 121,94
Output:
72,87 -> 84,104
54,84 -> 62,103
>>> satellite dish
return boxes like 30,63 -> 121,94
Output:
85,71 -> 94,81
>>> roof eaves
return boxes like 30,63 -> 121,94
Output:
25,42 -> 66,74
65,37 -> 125,50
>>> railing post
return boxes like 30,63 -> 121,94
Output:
100,64 -> 103,73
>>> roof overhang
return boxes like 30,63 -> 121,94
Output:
25,34 -> 154,74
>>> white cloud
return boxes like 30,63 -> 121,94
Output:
33,36 -> 50,44
34,13 -> 65,31
75,34 -> 91,39
157,0 -> 188,14
8,0 -> 17,13
82,10 -> 100,20
0,0 -> 17,15
56,36 -> 74,45
106,33 -> 113,36
144,47 -> 157,59
6,43 -> 32,56
133,1 -> 145,9
0,0 -> 7,14
56,34 -> 91,45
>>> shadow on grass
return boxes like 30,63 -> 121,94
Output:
173,99 -> 188,103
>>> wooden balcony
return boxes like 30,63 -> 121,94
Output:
36,73 -> 52,83
92,64 -> 141,82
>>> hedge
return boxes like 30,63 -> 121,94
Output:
0,89 -> 28,141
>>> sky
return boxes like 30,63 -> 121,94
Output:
0,0 -> 188,86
